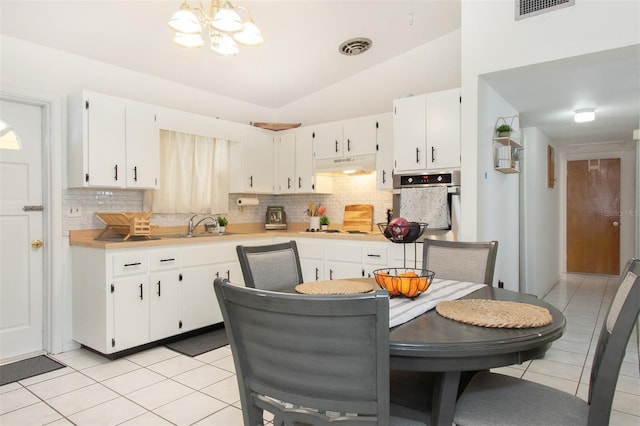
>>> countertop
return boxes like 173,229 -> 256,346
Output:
69,222 -> 390,249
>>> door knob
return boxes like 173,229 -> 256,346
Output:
612,221 -> 620,227
31,239 -> 43,248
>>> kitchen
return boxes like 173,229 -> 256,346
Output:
0,0 -> 638,379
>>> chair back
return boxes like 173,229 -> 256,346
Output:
214,277 -> 391,425
587,258 -> 640,425
236,240 -> 304,290
422,238 -> 498,285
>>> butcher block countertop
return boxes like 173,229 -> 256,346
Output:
69,222 -> 389,249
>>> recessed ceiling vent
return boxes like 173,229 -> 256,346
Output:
515,0 -> 574,20
339,38 -> 372,56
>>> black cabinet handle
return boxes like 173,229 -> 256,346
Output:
226,270 -> 230,280
139,283 -> 143,300
287,177 -> 291,189
416,148 -> 420,163
114,164 -> 118,181
160,258 -> 175,263
347,138 -> 351,151
367,254 -> 381,258
298,177 -> 302,189
315,267 -> 319,281
335,140 -> 339,153
329,269 -> 334,280
432,146 -> 436,163
124,262 -> 142,268
157,280 -> 161,296
382,170 -> 386,184
133,166 -> 138,182
249,175 -> 253,187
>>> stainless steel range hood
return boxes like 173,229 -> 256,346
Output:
313,154 -> 376,175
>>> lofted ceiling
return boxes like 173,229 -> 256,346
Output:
1,1 -> 638,151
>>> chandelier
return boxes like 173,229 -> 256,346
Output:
168,0 -> 264,56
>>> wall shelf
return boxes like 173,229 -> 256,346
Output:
493,116 -> 523,174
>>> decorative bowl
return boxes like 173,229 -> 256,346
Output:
377,222 -> 428,243
373,268 -> 435,298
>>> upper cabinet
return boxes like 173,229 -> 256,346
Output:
274,128 -> 332,194
68,91 -> 159,189
393,88 -> 461,173
313,116 -> 378,160
229,127 -> 274,194
374,113 -> 394,190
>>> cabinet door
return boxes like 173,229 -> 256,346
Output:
244,129 -> 274,193
313,121 -> 343,160
112,276 -> 149,351
276,132 -> 296,194
181,264 -> 221,331
393,94 -> 427,172
343,116 -> 377,157
325,261 -> 363,280
426,88 -> 461,170
126,101 -> 159,189
85,92 -> 127,187
375,113 -> 394,189
301,258 -> 325,282
295,128 -> 314,193
149,271 -> 182,341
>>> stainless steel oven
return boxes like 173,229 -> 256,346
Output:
392,170 -> 461,238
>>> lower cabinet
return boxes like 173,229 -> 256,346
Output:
72,240 -> 249,355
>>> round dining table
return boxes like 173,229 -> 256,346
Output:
388,285 -> 566,426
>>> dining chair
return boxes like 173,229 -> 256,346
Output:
390,238 -> 500,414
422,238 -> 499,286
453,258 -> 640,426
213,277 -> 428,425
236,240 -> 304,290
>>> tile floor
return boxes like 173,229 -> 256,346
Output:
1,273 -> 639,425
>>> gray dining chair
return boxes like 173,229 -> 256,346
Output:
236,240 -> 304,290
453,258 -> 640,426
390,238 -> 499,415
422,238 -> 499,286
213,277 -> 428,425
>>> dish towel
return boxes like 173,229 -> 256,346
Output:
399,186 -> 450,230
389,279 -> 486,328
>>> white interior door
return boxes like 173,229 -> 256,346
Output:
0,99 -> 44,361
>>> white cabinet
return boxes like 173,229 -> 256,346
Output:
276,132 -> 296,194
296,238 -> 326,282
68,90 -> 159,189
313,116 -> 378,160
393,88 -> 460,172
374,113 -> 394,190
149,249 -> 182,341
324,241 -> 364,280
362,243 -> 388,278
274,129 -> 332,194
230,127 -> 274,193
71,239 -> 255,355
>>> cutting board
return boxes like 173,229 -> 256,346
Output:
342,204 -> 374,232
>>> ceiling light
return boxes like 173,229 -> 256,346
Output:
574,108 -> 595,123
168,0 -> 263,56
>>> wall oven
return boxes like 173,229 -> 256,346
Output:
392,170 -> 461,238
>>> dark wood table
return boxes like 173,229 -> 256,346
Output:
388,285 -> 566,426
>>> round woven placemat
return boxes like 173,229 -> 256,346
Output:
436,299 -> 552,328
295,280 -> 375,295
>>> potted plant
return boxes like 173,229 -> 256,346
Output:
496,124 -> 513,137
320,215 -> 330,231
217,216 -> 228,233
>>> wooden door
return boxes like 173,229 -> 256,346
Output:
567,159 -> 620,274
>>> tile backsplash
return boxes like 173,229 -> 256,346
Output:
63,174 -> 392,233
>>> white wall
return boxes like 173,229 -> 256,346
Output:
461,0 -> 640,286
520,128 -> 561,297
476,80 -> 520,290
275,30 -> 461,125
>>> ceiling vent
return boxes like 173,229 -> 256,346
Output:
339,38 -> 372,56
515,0 -> 575,20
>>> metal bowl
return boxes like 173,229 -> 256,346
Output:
373,267 -> 435,298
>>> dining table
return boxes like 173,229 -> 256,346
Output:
293,278 -> 566,426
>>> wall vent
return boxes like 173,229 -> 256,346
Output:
515,0 -> 575,20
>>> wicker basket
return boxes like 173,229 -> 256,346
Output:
95,212 -> 153,240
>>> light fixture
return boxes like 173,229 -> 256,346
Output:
167,0 -> 264,57
574,108 -> 595,123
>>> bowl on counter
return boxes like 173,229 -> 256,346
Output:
373,267 -> 435,298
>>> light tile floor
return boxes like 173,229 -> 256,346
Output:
1,273 -> 638,425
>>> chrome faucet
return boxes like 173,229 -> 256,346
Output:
187,214 -> 217,237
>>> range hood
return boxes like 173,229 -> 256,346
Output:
314,154 -> 376,175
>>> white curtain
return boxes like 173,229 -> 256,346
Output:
145,130 -> 229,214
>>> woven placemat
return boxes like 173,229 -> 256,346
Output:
436,299 -> 553,328
295,280 -> 375,295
